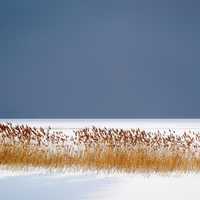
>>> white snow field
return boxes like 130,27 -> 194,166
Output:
1,119 -> 200,136
1,119 -> 200,200
0,168 -> 200,200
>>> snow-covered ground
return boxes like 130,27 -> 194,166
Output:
1,119 -> 200,135
1,119 -> 200,200
0,167 -> 200,200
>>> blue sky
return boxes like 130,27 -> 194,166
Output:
0,0 -> 200,118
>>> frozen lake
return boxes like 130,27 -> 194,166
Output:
0,168 -> 200,200
1,119 -> 200,135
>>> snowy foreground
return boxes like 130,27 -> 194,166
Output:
1,119 -> 200,200
0,167 -> 200,200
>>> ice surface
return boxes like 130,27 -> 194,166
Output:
0,167 -> 200,200
1,119 -> 200,135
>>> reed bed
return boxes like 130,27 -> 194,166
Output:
1,123 -> 200,172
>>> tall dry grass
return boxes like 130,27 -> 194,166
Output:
1,123 -> 200,172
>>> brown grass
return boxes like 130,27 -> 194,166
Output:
1,123 -> 200,173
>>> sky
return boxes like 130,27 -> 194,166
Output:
0,0 -> 200,118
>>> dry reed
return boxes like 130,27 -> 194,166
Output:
0,123 -> 200,173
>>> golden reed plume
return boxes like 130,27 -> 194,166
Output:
1,123 -> 200,172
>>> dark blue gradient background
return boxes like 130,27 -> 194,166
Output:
0,0 -> 200,118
